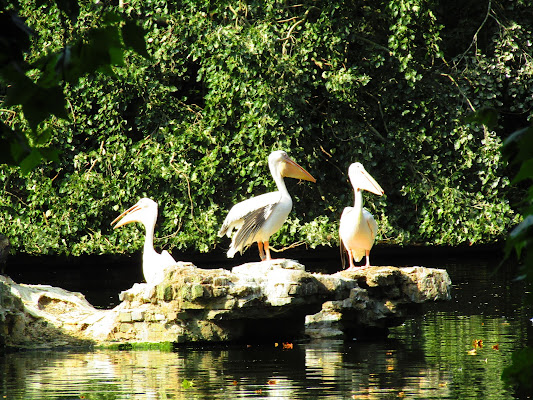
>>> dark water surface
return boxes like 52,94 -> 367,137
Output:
1,247 -> 532,399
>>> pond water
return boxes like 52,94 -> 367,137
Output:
1,248 -> 531,399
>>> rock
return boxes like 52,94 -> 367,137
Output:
305,266 -> 451,339
0,275 -> 95,348
0,261 -> 452,349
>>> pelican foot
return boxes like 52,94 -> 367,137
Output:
346,265 -> 371,271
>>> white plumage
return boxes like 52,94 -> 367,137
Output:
111,198 -> 176,284
218,150 -> 316,261
339,163 -> 384,269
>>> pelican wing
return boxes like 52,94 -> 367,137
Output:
340,224 -> 348,270
218,192 -> 280,237
363,208 -> 378,242
230,202 -> 276,256
339,207 -> 353,269
219,192 -> 281,257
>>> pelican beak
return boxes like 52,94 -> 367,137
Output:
280,156 -> 316,183
359,169 -> 384,196
111,203 -> 142,229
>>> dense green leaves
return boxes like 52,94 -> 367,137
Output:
502,348 -> 533,394
0,0 -> 530,256
0,2 -> 151,169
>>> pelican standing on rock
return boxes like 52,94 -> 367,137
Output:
218,150 -> 316,261
339,162 -> 384,269
111,198 -> 176,284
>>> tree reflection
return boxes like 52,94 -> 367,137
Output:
0,263 -> 528,400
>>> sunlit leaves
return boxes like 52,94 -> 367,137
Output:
0,0 -> 528,255
0,4 -> 150,170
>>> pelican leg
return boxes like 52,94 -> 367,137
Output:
258,242 -> 266,261
264,241 -> 272,261
348,250 -> 356,270
364,250 -> 371,268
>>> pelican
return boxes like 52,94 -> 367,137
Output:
218,150 -> 316,261
339,162 -> 384,269
111,198 -> 176,284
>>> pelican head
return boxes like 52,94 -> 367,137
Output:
111,197 -> 159,229
269,150 -> 316,183
348,163 -> 384,196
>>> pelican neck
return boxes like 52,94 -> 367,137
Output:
271,166 -> 290,197
353,188 -> 364,213
142,220 -> 157,258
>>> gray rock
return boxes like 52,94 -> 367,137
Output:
0,261 -> 451,348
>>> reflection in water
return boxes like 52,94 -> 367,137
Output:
0,314 -> 524,400
0,260 -> 530,399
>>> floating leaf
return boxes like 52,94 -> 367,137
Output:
181,379 -> 194,389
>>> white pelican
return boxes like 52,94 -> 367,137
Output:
218,150 -> 316,261
339,162 -> 384,269
111,198 -> 176,284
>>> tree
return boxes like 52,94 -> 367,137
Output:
0,0 -> 149,173
0,0 -> 529,256
501,125 -> 533,395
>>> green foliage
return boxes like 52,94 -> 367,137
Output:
500,124 -> 533,395
0,1 -> 149,173
502,348 -> 533,395
0,0 -> 530,256
502,126 -> 533,278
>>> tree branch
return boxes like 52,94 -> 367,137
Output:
455,0 -> 492,65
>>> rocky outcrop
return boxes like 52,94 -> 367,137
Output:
0,260 -> 451,349
0,276 -> 96,348
306,266 -> 451,338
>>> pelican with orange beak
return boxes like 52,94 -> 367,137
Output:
218,150 -> 316,261
339,162 -> 384,269
111,198 -> 176,284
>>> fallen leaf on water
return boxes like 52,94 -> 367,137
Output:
182,379 -> 195,389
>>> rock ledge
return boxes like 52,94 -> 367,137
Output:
0,260 -> 451,348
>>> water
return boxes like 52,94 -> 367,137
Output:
1,248 -> 531,399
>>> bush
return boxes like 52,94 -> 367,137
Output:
1,0 -> 529,256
